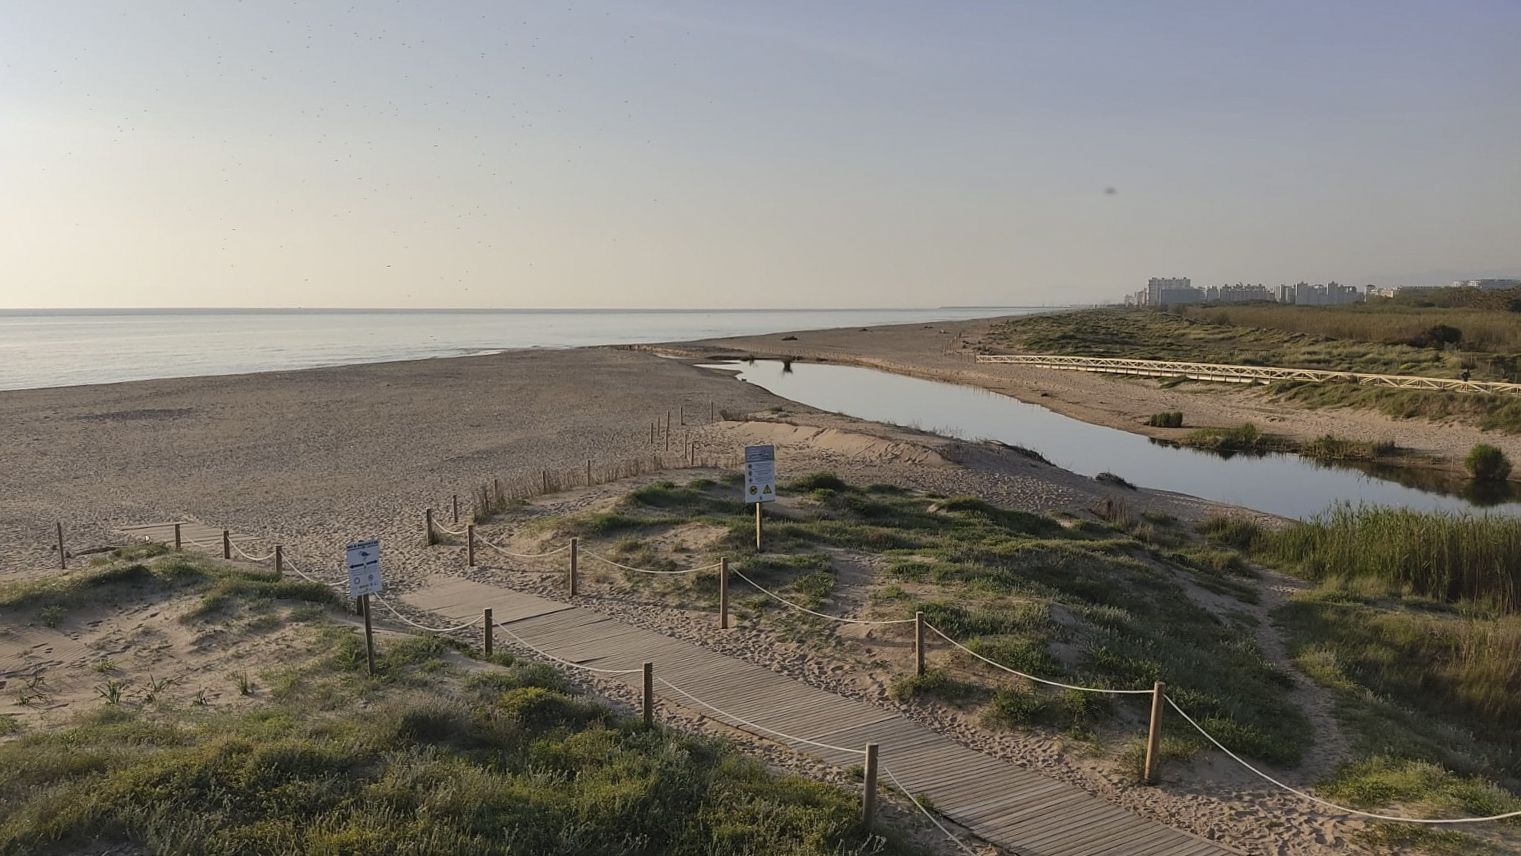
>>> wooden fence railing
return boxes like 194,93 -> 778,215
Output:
977,353 -> 1521,395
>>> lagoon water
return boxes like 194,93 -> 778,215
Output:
0,307 -> 1042,391
724,360 -> 1521,519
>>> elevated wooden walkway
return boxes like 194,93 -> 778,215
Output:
405,576 -> 1238,856
978,353 -> 1521,395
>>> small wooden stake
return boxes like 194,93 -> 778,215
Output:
494,478 -> 503,506
665,411 -> 671,450
719,557 -> 729,629
466,525 -> 476,567
915,611 -> 925,676
586,459 -> 592,486
710,401 -> 715,421
863,743 -> 879,827
643,661 -> 654,727
174,523 -> 182,552
483,608 -> 494,656
362,594 -> 376,675
274,545 -> 284,578
1144,681 -> 1167,785
569,537 -> 579,597
424,509 -> 436,546
452,494 -> 460,524
541,469 -> 548,493
222,529 -> 231,559
56,522 -> 66,570
650,421 -> 655,444
754,503 -> 763,551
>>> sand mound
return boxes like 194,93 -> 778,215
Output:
723,420 -> 947,466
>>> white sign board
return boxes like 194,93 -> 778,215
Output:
345,539 -> 383,598
744,444 -> 777,504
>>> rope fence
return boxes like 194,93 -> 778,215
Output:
474,535 -> 571,560
925,623 -> 1153,695
581,549 -> 721,576
654,676 -> 868,756
883,766 -> 978,856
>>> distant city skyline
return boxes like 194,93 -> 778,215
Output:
3,2 -> 1519,309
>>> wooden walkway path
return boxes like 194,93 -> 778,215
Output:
405,576 -> 1239,856
978,353 -> 1521,395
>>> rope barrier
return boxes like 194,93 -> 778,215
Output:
281,556 -> 345,590
882,766 -> 978,855
492,620 -> 644,675
474,535 -> 572,560
1165,697 -> 1521,824
926,623 -> 1152,695
729,566 -> 918,626
371,595 -> 483,633
581,549 -> 721,575
230,541 -> 276,562
654,677 -> 868,756
432,521 -> 468,537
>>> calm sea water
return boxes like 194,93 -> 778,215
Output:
0,308 -> 1045,391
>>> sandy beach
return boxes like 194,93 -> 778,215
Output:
2,318 -> 1505,855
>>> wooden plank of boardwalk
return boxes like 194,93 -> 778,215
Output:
406,576 -> 1240,856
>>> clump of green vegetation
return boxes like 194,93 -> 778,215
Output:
1256,506 -> 1521,612
1277,382 -> 1521,434
1147,411 -> 1184,428
1466,443 -> 1513,482
1300,434 -> 1397,462
1094,471 -> 1136,490
887,669 -> 984,703
1178,423 -> 1281,453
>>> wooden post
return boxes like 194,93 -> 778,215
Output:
274,545 -> 284,578
466,525 -> 476,567
586,459 -> 592,486
56,522 -> 66,570
719,557 -> 729,629
483,608 -> 494,657
222,529 -> 231,559
915,611 -> 925,677
754,503 -> 763,551
643,661 -> 654,728
494,478 -> 503,506
424,508 -> 436,546
452,494 -> 460,525
569,537 -> 579,597
650,421 -> 655,444
862,743 -> 879,827
710,401 -> 715,421
1143,681 -> 1167,785
541,469 -> 548,493
362,594 -> 376,676
174,523 -> 182,552
665,411 -> 671,450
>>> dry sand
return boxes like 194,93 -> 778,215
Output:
662,316 -> 1521,479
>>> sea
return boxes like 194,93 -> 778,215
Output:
0,307 -> 1050,391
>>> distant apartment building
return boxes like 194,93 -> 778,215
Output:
1203,283 -> 1273,303
1134,277 -> 1202,306
1286,281 -> 1363,306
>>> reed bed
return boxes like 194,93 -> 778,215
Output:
1261,506 -> 1521,612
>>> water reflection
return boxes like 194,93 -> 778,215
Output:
714,360 -> 1521,519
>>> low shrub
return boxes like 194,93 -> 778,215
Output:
1466,444 -> 1513,481
1147,411 -> 1184,428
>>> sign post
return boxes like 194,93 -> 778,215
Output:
346,539 -> 384,675
744,445 -> 777,551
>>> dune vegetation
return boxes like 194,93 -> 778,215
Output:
0,548 -> 921,856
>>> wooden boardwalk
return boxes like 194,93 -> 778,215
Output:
978,353 -> 1521,395
406,576 -> 1239,856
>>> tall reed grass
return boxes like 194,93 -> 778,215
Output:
1262,506 -> 1521,612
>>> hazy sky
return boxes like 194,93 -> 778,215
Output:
3,2 -> 1518,309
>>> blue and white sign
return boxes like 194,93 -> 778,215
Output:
345,539 -> 383,598
744,445 -> 777,504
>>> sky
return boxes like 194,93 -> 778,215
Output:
2,1 -> 1519,309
